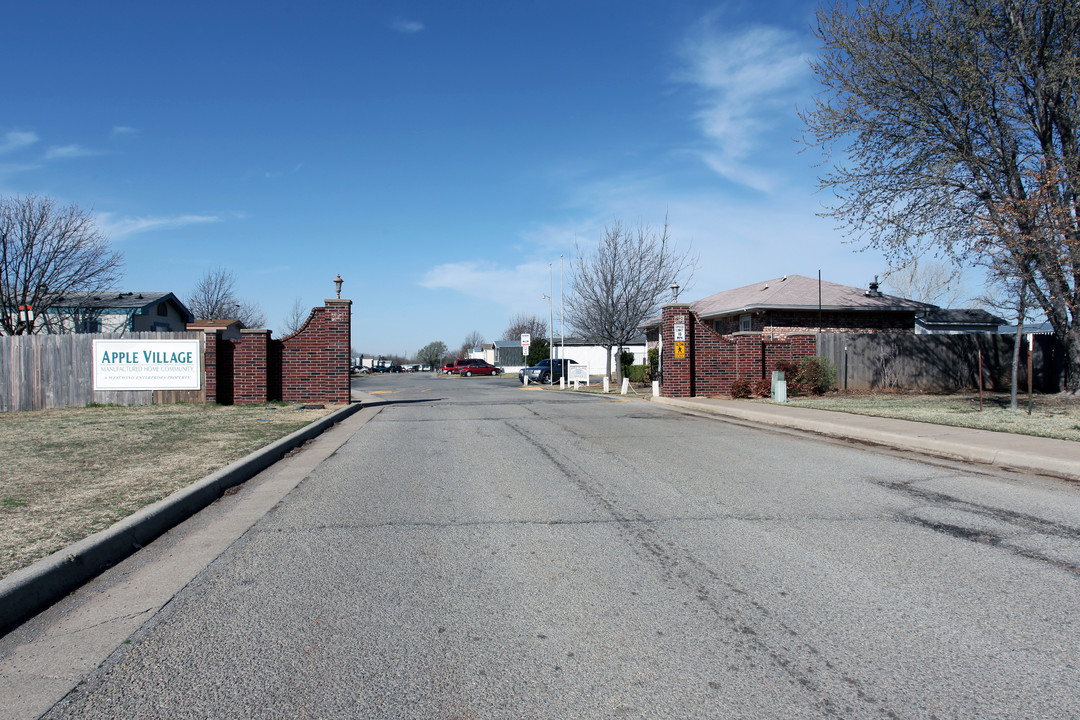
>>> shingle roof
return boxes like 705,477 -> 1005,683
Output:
690,274 -> 933,319
51,291 -> 194,322
919,308 -> 1006,326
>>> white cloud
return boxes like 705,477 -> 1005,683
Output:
420,260 -> 551,307
111,126 -> 138,137
45,144 -> 104,160
391,18 -> 424,33
0,131 -> 39,154
98,212 -> 222,239
676,20 -> 813,191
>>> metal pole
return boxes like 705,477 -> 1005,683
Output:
1028,333 -> 1034,415
548,263 -> 554,374
978,349 -> 983,411
560,255 -> 565,366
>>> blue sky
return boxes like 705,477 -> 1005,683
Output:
3,0 -> 906,357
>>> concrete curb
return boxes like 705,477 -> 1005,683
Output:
653,396 -> 1080,483
0,402 -> 364,636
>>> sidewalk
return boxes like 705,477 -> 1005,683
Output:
652,396 -> 1080,483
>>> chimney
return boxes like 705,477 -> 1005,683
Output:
866,276 -> 882,297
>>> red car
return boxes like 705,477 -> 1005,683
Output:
443,360 -> 466,374
455,359 -> 502,376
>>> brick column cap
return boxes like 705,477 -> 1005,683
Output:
324,298 -> 353,306
240,328 -> 272,335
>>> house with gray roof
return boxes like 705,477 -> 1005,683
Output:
674,274 -> 933,337
30,291 -> 194,335
915,308 -> 1006,334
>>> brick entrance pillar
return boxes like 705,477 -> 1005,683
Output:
661,302 -> 692,397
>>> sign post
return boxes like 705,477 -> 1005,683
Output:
521,333 -> 531,360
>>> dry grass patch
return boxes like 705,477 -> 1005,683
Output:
0,403 -> 338,579
769,392 -> 1080,442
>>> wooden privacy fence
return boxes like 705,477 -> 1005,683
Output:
816,332 -> 1065,393
0,332 -> 205,412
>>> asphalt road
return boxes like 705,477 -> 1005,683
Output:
34,373 -> 1080,718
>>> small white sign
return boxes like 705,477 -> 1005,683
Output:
568,365 -> 589,384
673,323 -> 686,341
521,333 -> 531,348
93,339 -> 202,391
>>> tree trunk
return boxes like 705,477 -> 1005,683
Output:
604,345 -> 613,381
1010,324 -> 1023,410
1065,323 -> 1080,395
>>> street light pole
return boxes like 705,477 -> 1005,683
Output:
548,263 -> 554,369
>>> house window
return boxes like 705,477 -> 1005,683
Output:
739,313 -> 752,332
80,318 -> 101,333
157,302 -> 168,317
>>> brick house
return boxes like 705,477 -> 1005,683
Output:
644,275 -> 933,397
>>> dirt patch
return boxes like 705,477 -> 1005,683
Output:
0,403 -> 338,579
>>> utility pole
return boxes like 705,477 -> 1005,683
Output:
560,255 -> 565,366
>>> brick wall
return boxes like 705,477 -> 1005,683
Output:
200,298 -> 351,405
711,310 -> 915,336
660,307 -> 818,398
279,298 -> 352,404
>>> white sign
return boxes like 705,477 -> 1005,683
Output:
521,333 -> 531,348
93,339 -> 202,391
568,365 -> 589,384
673,323 -> 686,341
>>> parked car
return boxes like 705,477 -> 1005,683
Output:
443,360 -> 465,374
519,358 -> 579,384
456,359 -> 502,377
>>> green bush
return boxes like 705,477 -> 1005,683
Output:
648,347 -> 659,379
623,365 -> 650,383
797,356 -> 837,395
774,356 -> 836,395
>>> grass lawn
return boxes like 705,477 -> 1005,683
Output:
0,403 -> 338,580
764,392 -> 1080,443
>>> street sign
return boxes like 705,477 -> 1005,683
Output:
521,333 -> 531,348
673,323 -> 686,341
674,341 -> 686,359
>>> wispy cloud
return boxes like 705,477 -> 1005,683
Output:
391,18 -> 424,33
420,260 -> 551,307
45,144 -> 104,160
676,19 -> 813,191
98,212 -> 223,239
111,126 -> 138,137
0,131 -> 39,155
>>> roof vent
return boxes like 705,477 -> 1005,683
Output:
761,283 -> 769,290
866,276 -> 882,297
781,275 -> 788,281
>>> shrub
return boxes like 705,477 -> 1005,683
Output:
774,356 -> 837,395
753,378 -> 772,397
796,356 -> 837,395
648,347 -> 659,379
624,364 -> 650,383
730,377 -> 754,398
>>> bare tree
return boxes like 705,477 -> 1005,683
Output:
186,267 -> 266,328
459,330 -> 484,359
502,313 -> 547,342
881,258 -> 967,307
281,297 -> 309,336
0,195 -> 122,334
567,216 -> 695,381
801,0 -> 1080,392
